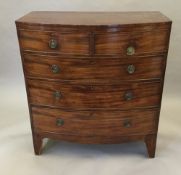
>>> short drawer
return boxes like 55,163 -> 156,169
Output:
28,79 -> 162,109
32,106 -> 159,137
23,54 -> 166,80
18,30 -> 90,55
95,30 -> 170,55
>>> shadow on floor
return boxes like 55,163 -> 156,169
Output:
42,139 -> 147,158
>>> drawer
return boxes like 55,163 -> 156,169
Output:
95,30 -> 170,55
18,30 -> 90,55
18,29 -> 170,56
23,54 -> 165,80
32,106 -> 159,137
28,79 -> 162,109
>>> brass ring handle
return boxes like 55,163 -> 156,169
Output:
124,91 -> 133,101
53,91 -> 62,99
123,120 -> 132,128
51,64 -> 60,73
49,39 -> 58,49
127,46 -> 135,56
127,64 -> 135,74
56,118 -> 64,126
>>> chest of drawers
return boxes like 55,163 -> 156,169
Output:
16,11 -> 172,158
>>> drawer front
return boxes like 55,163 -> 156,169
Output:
18,29 -> 169,56
95,30 -> 170,55
32,106 -> 159,136
23,54 -> 165,80
18,30 -> 90,55
28,80 -> 162,109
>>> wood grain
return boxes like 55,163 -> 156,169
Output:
18,29 -> 170,56
27,79 -> 162,109
95,30 -> 170,55
32,106 -> 159,137
23,54 -> 166,80
18,30 -> 90,55
16,11 -> 172,157
145,134 -> 157,158
16,11 -> 171,26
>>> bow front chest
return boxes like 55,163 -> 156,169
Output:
16,11 -> 172,158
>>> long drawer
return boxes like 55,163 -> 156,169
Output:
23,54 -> 166,80
27,79 -> 162,109
32,106 -> 159,137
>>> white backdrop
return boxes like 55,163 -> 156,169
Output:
0,1 -> 181,175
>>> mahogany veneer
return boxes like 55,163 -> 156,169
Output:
16,11 -> 172,158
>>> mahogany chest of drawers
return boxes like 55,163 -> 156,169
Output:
16,11 -> 172,158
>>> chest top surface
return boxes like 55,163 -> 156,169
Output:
16,11 -> 171,26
